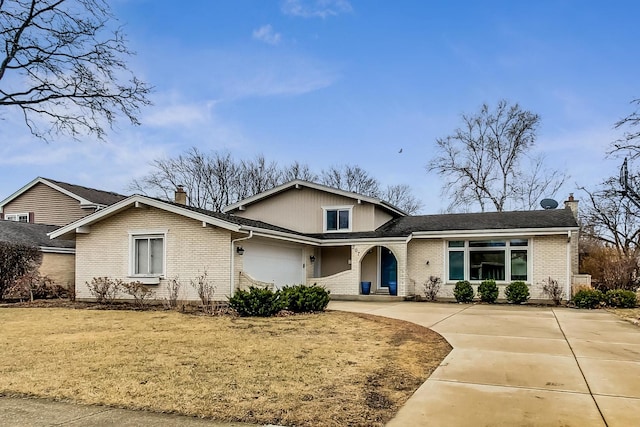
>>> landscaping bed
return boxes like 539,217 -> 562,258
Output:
0,304 -> 451,426
607,307 -> 640,325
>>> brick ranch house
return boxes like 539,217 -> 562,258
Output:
50,180 -> 581,302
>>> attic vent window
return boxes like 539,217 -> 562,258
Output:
323,206 -> 352,232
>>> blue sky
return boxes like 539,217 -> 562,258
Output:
1,0 -> 638,213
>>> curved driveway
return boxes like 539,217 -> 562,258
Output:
328,301 -> 640,427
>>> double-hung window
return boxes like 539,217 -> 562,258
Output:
323,206 -> 352,232
447,239 -> 529,282
130,233 -> 165,276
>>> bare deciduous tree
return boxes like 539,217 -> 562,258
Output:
132,149 -> 423,214
580,177 -> 640,257
383,184 -> 422,214
320,164 -> 380,197
129,148 -> 241,212
0,0 -> 151,140
579,176 -> 640,289
428,100 -> 566,212
611,98 -> 640,156
282,160 -> 318,182
238,155 -> 282,200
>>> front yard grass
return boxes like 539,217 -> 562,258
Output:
0,307 -> 451,426
607,307 -> 640,325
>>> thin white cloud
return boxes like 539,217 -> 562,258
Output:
144,100 -> 217,128
281,0 -> 353,18
190,51 -> 339,99
252,24 -> 282,45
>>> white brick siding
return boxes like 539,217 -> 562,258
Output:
405,235 -> 574,301
76,206 -> 233,302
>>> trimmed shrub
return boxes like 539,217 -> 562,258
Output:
478,280 -> 499,303
541,277 -> 564,305
572,288 -> 605,309
86,277 -> 121,304
505,281 -> 530,304
453,281 -> 474,303
281,284 -> 330,313
6,272 -> 67,302
229,286 -> 283,317
423,276 -> 442,301
163,276 -> 181,310
605,289 -> 638,308
120,281 -> 155,308
190,270 -> 216,314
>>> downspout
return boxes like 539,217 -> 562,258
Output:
230,230 -> 253,296
566,230 -> 572,301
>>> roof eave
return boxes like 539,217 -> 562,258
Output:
410,226 -> 580,239
222,179 -> 406,217
49,195 -> 243,240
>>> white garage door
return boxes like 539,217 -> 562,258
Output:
242,241 -> 304,288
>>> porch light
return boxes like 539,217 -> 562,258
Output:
236,246 -> 245,255
310,255 -> 316,263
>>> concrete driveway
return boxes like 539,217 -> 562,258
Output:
328,301 -> 640,427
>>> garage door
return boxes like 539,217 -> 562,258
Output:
242,241 -> 304,288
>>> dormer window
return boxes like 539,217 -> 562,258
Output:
323,206 -> 352,232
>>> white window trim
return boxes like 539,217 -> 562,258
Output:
322,205 -> 353,233
128,229 -> 167,278
445,238 -> 531,284
5,212 -> 29,222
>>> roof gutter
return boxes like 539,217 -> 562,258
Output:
230,231 -> 253,296
411,227 -> 579,239
39,247 -> 76,254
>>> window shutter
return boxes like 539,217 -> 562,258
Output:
29,212 -> 35,223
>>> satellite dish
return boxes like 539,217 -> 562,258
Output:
540,198 -> 559,210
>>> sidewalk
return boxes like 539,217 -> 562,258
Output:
0,396 -> 259,427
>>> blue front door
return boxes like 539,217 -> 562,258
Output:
380,248 -> 397,288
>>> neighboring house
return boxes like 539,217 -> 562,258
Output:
0,177 -> 126,226
0,220 -> 76,288
0,177 -> 126,291
50,180 -> 581,302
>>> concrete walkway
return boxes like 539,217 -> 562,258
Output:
329,301 -> 640,427
0,396 -> 256,427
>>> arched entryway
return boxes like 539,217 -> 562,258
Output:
360,246 -> 398,295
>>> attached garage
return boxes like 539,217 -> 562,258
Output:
242,240 -> 305,288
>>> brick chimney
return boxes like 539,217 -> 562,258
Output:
174,185 -> 187,205
564,193 -> 578,220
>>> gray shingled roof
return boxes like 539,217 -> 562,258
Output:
160,199 -> 307,236
45,178 -> 126,206
0,220 -> 75,249
378,208 -> 579,236
111,197 -> 580,242
307,208 -> 579,239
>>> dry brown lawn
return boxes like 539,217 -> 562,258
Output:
607,307 -> 640,325
0,306 -> 451,426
